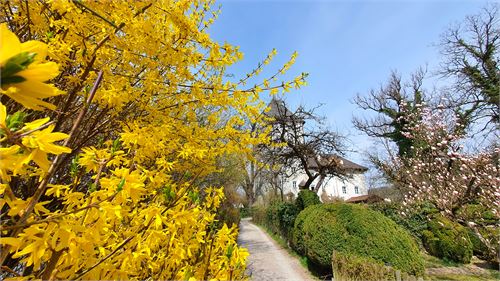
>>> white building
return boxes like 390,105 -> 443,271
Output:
265,98 -> 369,201
280,156 -> 368,201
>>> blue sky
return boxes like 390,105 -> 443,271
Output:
208,0 -> 490,164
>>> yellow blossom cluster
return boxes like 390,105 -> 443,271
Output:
0,0 -> 305,279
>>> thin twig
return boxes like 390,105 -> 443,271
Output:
0,71 -> 104,266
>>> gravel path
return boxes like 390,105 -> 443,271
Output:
237,218 -> 315,281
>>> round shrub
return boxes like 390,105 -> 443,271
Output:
422,215 -> 473,263
295,189 -> 321,211
467,226 -> 499,263
291,204 -> 316,255
456,204 -> 499,225
291,203 -> 424,276
370,201 -> 437,243
239,207 -> 252,218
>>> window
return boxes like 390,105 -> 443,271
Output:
293,181 -> 297,189
355,186 -> 359,194
342,186 -> 346,194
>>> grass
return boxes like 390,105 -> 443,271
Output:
424,253 -> 499,281
429,273 -> 497,281
424,253 -> 463,268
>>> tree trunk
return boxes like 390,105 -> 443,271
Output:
303,174 -> 318,191
314,174 -> 326,193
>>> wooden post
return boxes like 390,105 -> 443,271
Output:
395,270 -> 401,281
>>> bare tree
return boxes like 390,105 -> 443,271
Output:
239,154 -> 267,206
265,99 -> 347,192
353,70 -> 427,158
439,4 -> 500,134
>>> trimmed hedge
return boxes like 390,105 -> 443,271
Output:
252,201 -> 299,240
370,201 -> 437,243
295,189 -> 321,211
422,215 -> 473,263
276,202 -> 299,240
239,207 -> 252,218
291,203 -> 424,276
332,251 -> 412,281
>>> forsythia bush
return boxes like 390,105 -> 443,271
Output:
0,0 -> 306,279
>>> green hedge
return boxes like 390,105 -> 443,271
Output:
251,206 -> 267,226
422,215 -> 472,263
252,201 -> 299,241
295,190 -> 321,211
265,201 -> 299,239
291,203 -> 424,276
332,251 -> 411,281
239,207 -> 252,218
370,201 -> 437,243
277,202 -> 299,240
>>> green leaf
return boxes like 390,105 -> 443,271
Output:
70,157 -> 79,177
1,75 -> 26,85
116,178 -> 126,192
162,185 -> 175,202
112,138 -> 120,153
6,111 -> 26,131
1,52 -> 36,79
225,244 -> 234,259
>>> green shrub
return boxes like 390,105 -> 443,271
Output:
239,207 -> 252,218
264,201 -> 299,240
217,205 -> 240,227
456,204 -> 499,225
291,203 -> 424,276
370,201 -> 437,243
332,251 -> 409,281
277,202 -> 299,240
422,215 -> 473,263
251,206 -> 267,226
295,189 -> 321,211
265,202 -> 281,234
290,205 -> 309,255
467,226 -> 499,263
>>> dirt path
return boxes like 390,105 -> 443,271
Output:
237,218 -> 315,281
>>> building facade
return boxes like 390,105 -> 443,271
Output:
280,157 -> 368,201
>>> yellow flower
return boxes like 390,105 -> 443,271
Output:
0,24 -> 62,110
22,124 -> 71,171
0,102 -> 6,129
0,145 -> 28,181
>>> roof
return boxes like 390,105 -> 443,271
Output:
345,194 -> 383,203
307,155 -> 368,172
338,156 -> 368,171
265,98 -> 303,123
